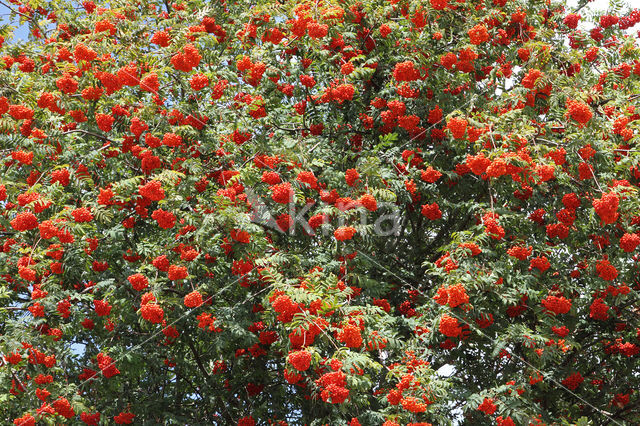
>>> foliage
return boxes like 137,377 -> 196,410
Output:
1,0 -> 640,424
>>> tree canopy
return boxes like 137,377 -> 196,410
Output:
1,0 -> 640,424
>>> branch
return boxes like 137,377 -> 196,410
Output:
171,368 -> 216,422
185,335 -> 210,379
0,0 -> 41,27
62,129 -> 116,144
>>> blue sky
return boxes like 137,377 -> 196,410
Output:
1,3 -> 32,42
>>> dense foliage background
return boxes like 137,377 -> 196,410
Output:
1,0 -> 640,424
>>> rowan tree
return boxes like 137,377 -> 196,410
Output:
1,0 -> 640,425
